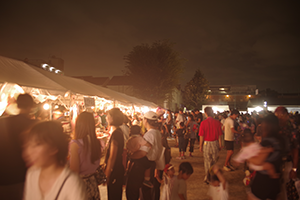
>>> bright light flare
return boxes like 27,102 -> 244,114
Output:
43,103 -> 50,110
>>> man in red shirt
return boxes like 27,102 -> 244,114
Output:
199,107 -> 222,183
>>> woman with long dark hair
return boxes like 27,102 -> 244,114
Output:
105,108 -> 125,200
69,112 -> 101,200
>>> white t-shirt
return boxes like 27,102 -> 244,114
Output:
207,182 -> 228,200
161,175 -> 176,200
176,114 -> 185,128
143,128 -> 163,162
233,142 -> 264,171
234,142 -> 261,163
223,117 -> 235,141
170,176 -> 187,200
24,167 -> 87,200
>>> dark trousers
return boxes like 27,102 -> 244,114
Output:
107,174 -> 124,200
126,157 -> 156,200
153,170 -> 163,200
189,138 -> 196,152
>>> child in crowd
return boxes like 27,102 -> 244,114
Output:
23,121 -> 87,200
176,122 -> 187,159
170,162 -> 194,200
207,165 -> 228,200
186,115 -> 198,157
161,164 -> 176,200
233,129 -> 279,178
126,125 -> 153,188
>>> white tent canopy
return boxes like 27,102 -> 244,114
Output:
0,56 -> 66,91
0,55 -> 157,108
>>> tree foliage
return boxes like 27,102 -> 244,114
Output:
183,69 -> 209,109
124,40 -> 185,105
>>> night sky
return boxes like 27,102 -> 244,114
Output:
0,1 -> 299,92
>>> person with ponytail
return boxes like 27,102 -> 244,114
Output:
69,112 -> 101,200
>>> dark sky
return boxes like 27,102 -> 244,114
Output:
0,1 -> 299,92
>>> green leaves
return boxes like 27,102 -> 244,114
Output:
183,69 -> 209,109
124,40 -> 185,105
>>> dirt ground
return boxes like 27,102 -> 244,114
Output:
99,138 -> 248,200
168,138 -> 247,200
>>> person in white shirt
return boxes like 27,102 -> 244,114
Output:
222,110 -> 241,171
175,110 -> 185,128
207,165 -> 228,200
126,111 -> 163,200
170,162 -> 194,200
23,121 -> 87,200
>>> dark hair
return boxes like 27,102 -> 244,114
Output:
108,108 -> 123,126
231,110 -> 240,116
204,107 -> 214,117
207,169 -> 222,182
123,114 -> 129,124
188,114 -> 194,121
75,112 -> 101,163
17,93 -> 34,109
28,121 -> 69,166
262,114 -> 280,138
179,162 -> 194,175
146,118 -> 160,128
180,122 -> 185,127
130,125 -> 141,136
242,129 -> 254,143
275,106 -> 288,114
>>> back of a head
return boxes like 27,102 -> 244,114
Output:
28,121 -> 69,166
179,162 -> 194,175
75,111 -> 101,162
130,125 -> 141,136
275,106 -> 288,115
231,109 -> 239,116
207,170 -> 220,183
262,114 -> 280,137
180,122 -> 185,127
242,129 -> 254,144
188,114 -> 194,121
204,107 -> 213,117
17,93 -> 34,110
75,112 -> 95,139
108,108 -> 124,126
144,111 -> 159,128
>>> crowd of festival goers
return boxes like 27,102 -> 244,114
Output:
0,93 -> 300,200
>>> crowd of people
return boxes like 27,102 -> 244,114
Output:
0,93 -> 300,200
0,93 -> 194,200
170,106 -> 300,200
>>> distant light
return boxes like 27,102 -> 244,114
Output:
54,105 -> 59,109
91,106 -> 95,109
49,67 -> 55,71
264,101 -> 267,108
55,69 -> 61,74
43,103 -> 50,110
255,106 -> 263,112
226,95 -> 229,97
42,64 -> 48,69
219,88 -> 225,91
208,90 -> 211,92
248,95 -> 251,98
